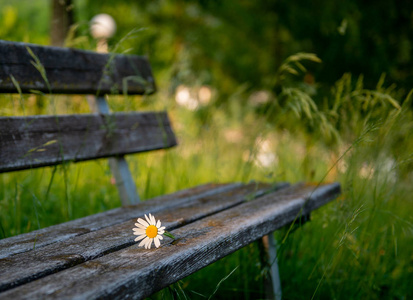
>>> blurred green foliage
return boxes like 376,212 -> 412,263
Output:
2,0 -> 411,99
74,0 -> 413,97
0,0 -> 50,44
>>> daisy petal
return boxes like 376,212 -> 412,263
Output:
133,229 -> 146,235
158,235 -> 163,240
158,229 -> 165,235
145,214 -> 152,225
146,238 -> 153,249
154,237 -> 160,248
139,236 -> 150,248
135,231 -> 146,236
159,226 -> 166,231
135,234 -> 147,241
150,214 -> 156,225
135,234 -> 147,242
134,223 -> 146,230
156,220 -> 161,228
138,218 -> 149,227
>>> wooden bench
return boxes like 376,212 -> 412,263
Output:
0,40 -> 341,299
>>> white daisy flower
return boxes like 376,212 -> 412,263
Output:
133,213 -> 166,249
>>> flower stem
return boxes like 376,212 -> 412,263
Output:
164,231 -> 176,239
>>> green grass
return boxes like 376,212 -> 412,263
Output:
1,78 -> 413,299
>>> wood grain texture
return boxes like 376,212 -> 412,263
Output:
0,40 -> 155,95
0,182 -> 278,293
0,182 -> 340,299
0,183 -> 243,259
0,112 -> 176,173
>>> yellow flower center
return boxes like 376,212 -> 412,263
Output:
146,225 -> 158,238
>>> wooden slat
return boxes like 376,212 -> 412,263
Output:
0,183 -> 243,259
0,182 -> 340,299
0,112 -> 177,173
0,40 -> 155,95
0,182 -> 282,293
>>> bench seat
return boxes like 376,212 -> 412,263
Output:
0,181 -> 340,299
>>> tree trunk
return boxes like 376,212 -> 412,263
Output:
50,0 -> 73,47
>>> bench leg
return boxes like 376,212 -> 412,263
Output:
261,213 -> 310,299
87,96 -> 140,205
107,157 -> 140,205
260,234 -> 282,300
267,233 -> 282,300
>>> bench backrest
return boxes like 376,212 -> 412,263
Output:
0,40 -> 177,203
0,40 -> 155,95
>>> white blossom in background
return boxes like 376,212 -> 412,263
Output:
224,129 -> 243,143
90,14 -> 116,53
175,85 -> 213,110
359,162 -> 375,179
255,138 -> 278,168
90,14 -> 117,39
198,86 -> 212,105
175,85 -> 198,110
243,136 -> 279,168
248,90 -> 271,106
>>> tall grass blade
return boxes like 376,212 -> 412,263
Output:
208,266 -> 238,300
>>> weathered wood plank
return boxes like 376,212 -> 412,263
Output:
0,183 -> 243,259
0,182 -> 280,293
0,40 -> 155,95
0,112 -> 177,173
0,182 -> 340,299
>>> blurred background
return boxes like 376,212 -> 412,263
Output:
0,0 -> 412,299
2,0 -> 413,99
